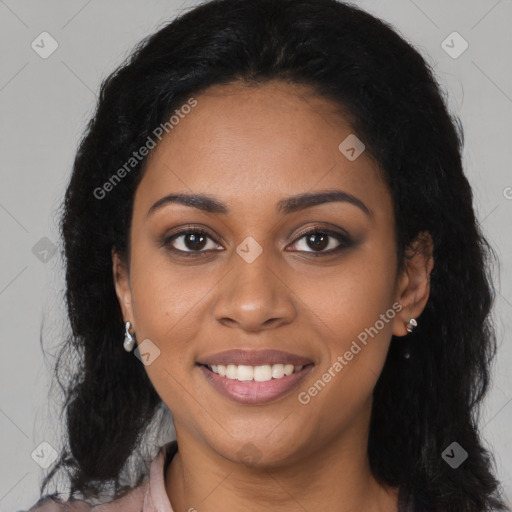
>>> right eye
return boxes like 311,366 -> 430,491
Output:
162,228 -> 224,256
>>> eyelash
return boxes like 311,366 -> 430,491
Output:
161,226 -> 353,258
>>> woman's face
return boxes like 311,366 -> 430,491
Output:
114,80 -> 423,467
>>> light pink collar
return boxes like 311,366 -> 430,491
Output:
144,443 -> 176,512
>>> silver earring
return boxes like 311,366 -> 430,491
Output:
405,318 -> 418,333
123,321 -> 136,352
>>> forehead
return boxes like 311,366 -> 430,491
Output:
134,80 -> 390,219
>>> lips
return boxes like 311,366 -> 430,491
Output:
199,364 -> 313,404
196,349 -> 313,367
196,349 -> 314,404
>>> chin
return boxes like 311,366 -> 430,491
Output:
209,427 -> 312,469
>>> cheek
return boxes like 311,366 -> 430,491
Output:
127,243 -> 221,399
291,239 -> 397,411
129,242 -> 214,339
127,253 -> 202,418
290,238 -> 398,347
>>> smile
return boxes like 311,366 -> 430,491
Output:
206,363 -> 304,381
198,361 -> 314,405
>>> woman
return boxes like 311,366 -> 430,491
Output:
24,0 -> 509,510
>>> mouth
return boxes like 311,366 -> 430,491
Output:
196,349 -> 314,405
202,362 -> 308,380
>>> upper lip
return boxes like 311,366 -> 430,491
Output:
197,349 -> 313,367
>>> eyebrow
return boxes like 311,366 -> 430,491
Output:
147,189 -> 373,219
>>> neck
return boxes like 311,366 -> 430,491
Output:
165,405 -> 398,511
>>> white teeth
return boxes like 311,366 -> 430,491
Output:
237,365 -> 254,381
283,364 -> 294,376
272,364 -> 285,379
253,365 -> 272,382
226,364 -> 238,379
207,363 -> 306,381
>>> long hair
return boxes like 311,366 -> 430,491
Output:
39,1 -> 508,510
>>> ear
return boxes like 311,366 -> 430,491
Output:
392,231 -> 434,337
112,248 -> 135,326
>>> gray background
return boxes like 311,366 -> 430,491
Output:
1,0 -> 511,510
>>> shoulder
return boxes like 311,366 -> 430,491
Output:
21,482 -> 149,512
20,493 -> 92,511
19,441 -> 177,512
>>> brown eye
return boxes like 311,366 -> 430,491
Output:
163,228 -> 222,255
182,232 -> 208,251
288,228 -> 353,255
305,232 -> 329,251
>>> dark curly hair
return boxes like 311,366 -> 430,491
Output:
37,0 -> 509,510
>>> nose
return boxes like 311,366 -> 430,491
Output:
212,249 -> 297,333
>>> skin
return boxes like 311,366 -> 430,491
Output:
113,80 -> 434,512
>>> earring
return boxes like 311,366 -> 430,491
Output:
123,321 -> 136,352
405,318 -> 418,333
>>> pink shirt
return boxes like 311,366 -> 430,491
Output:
26,441 -> 178,512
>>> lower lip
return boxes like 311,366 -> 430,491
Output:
198,364 -> 314,405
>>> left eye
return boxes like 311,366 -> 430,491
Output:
287,229 -> 351,254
